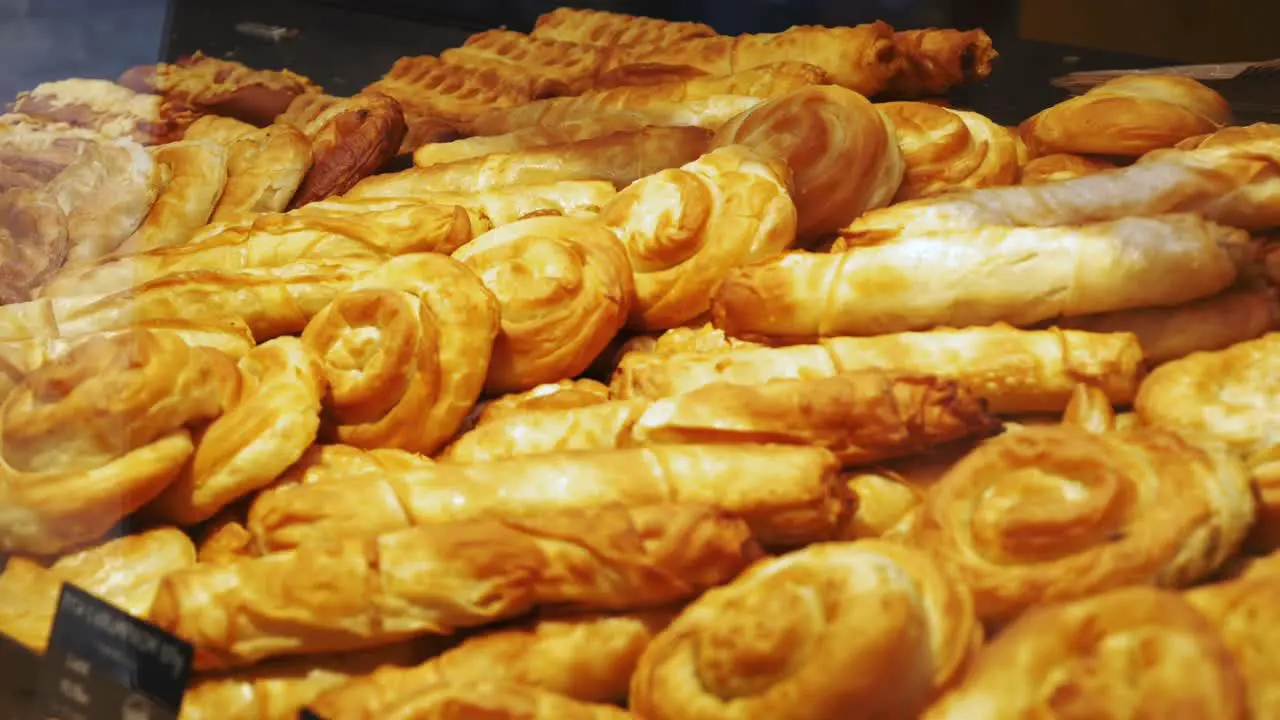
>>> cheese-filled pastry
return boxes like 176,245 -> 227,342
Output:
713,86 -> 903,240
0,527 -> 195,652
713,214 -> 1242,339
612,325 -> 1144,415
530,7 -> 716,48
115,140 -> 228,253
150,503 -> 758,669
246,444 -> 848,552
312,609 -> 675,718
599,145 -> 796,330
884,28 -> 998,97
453,216 -> 632,393
302,253 -> 499,453
441,29 -> 618,96
474,378 -> 612,426
45,136 -> 157,262
1020,75 -> 1231,158
632,540 -> 981,720
1186,569 -> 1280,718
1020,152 -> 1116,185
902,425 -> 1254,626
878,102 -> 1022,199
0,331 -> 238,553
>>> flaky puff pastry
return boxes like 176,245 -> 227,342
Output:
453,216 -> 632,393
1175,121 -> 1280,151
380,683 -> 638,720
441,29 -> 617,96
632,540 -> 981,720
474,378 -> 611,425
151,503 -> 759,669
713,86 -> 904,241
643,322 -> 763,354
247,444 -> 848,552
599,145 -> 796,330
349,181 -> 615,227
0,331 -> 238,554
530,7 -> 716,48
922,587 -> 1248,719
1020,152 -> 1117,185
902,424 -> 1255,627
878,102 -> 1022,200
841,443 -> 970,540
1186,568 -> 1280,718
412,116 -> 648,168
302,253 -> 499,453
713,214 -> 1243,339
46,136 -> 157,263
290,92 -> 408,207
0,527 -> 194,652
313,609 -> 675,717
116,139 -> 228,253
612,325 -> 1145,414
269,444 -> 436,491
884,28 -> 998,97
210,123 -> 312,222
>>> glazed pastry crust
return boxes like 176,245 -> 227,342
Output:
116,140 -> 228,253
474,378 -> 612,425
412,117 -> 649,168
289,92 -> 407,207
1185,570 -> 1280,718
1020,152 -> 1117,185
441,29 -> 616,96
884,28 -> 998,97
878,102 -> 1022,200
530,7 -> 716,48
212,123 -> 313,221
350,182 -> 617,227
47,137 -> 158,263
381,682 -> 638,720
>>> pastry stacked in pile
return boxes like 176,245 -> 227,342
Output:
1,5 -> 1280,719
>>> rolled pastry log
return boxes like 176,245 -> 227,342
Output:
1020,152 -> 1117,185
885,28 -> 998,97
379,683 -> 639,720
474,378 -> 611,426
347,180 -> 618,226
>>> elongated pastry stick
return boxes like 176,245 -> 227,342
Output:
441,29 -> 618,96
384,682 -> 639,719
475,378 -> 612,425
1019,153 -> 1116,185
411,116 -> 647,167
530,7 -> 716,48
348,180 -> 616,227
150,503 -> 758,669
885,28 -> 998,97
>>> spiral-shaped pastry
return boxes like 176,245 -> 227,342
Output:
631,540 -> 980,720
878,102 -> 1023,200
599,145 -> 796,330
302,253 -> 500,454
0,330 -> 238,553
903,425 -> 1256,627
1186,569 -> 1280,718
453,216 -> 633,393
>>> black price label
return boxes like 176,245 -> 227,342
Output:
36,583 -> 193,720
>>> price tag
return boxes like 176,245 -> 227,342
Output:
36,583 -> 193,720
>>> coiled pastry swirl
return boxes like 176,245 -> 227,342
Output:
878,101 -> 1023,200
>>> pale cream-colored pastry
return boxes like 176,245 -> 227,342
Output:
115,139 -> 228,253
45,136 -> 157,262
1186,568 -> 1280,718
599,145 -> 796,330
712,86 -> 904,240
347,180 -> 616,226
441,29 -> 618,96
474,378 -> 612,426
150,503 -> 759,669
0,331 -> 238,554
312,609 -> 675,718
712,214 -> 1243,339
0,527 -> 195,652
885,28 -> 998,97
1020,75 -> 1231,158
11,78 -> 195,145
302,253 -> 499,453
922,586 -> 1248,719
247,443 -> 848,552
902,424 -> 1255,626
530,7 -> 716,48
632,540 -> 981,720
1020,152 -> 1117,185
453,215 -> 632,393
878,102 -> 1022,200
612,325 -> 1145,415
0,187 -> 69,304
381,683 -> 639,720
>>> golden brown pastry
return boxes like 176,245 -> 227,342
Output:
247,443 -> 848,552
530,7 -> 716,48
841,443 -> 971,540
151,503 -> 759,669
474,378 -> 612,425
0,188 -> 68,304
382,683 -> 638,720
1185,569 -> 1280,718
197,512 -> 257,565
632,539 -> 981,720
412,116 -> 649,168
119,52 -> 320,127
269,444 -> 436,494
453,216 -> 632,393
11,78 -> 196,145
611,324 -> 1145,415
1020,152 -> 1117,185
348,179 -> 616,226
714,214 -> 1243,339
289,92 -> 407,208
1174,121 -> 1280,151
312,609 -> 675,717
46,136 -> 158,263
884,28 -> 998,97
923,586 -> 1248,719
878,102 -> 1022,199
208,123 -> 312,221
1020,75 -> 1231,158
713,86 -> 904,240
599,145 -> 796,330
441,29 -> 616,96
302,253 -> 499,453
0,527 -> 195,652
644,323 -> 763,354
902,424 -> 1255,626
115,140 -> 228,253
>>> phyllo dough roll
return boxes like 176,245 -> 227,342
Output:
380,683 -> 638,719
599,145 -> 797,330
878,102 -> 1022,200
453,216 -> 632,393
530,7 -> 716,48
1185,568 -> 1280,719
116,139 -> 228,254
474,378 -> 611,425
0,331 -> 238,554
246,444 -> 849,552
902,425 -> 1255,627
713,214 -> 1242,339
150,503 -> 759,669
348,181 -> 618,227
411,117 -> 648,168
440,29 -> 616,96
632,540 -> 981,720
885,28 -> 998,97
312,609 -> 675,718
1020,152 -> 1116,185
922,587 -> 1248,720
612,325 -> 1145,415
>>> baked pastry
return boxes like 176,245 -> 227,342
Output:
878,102 -> 1022,200
0,527 -> 195,652
268,444 -> 436,495
197,510 -> 257,565
713,86 -> 904,240
902,424 -> 1255,626
840,443 -> 970,540
150,503 -> 759,669
301,253 -> 500,453
0,330 -> 239,554
355,182 -> 616,229
0,121 -> 105,192
643,323 -> 762,354
599,145 -> 796,329
146,337 -> 326,525
441,29 -> 617,96
11,78 -> 196,145
113,140 -> 228,253
0,188 -> 68,303
312,609 -> 675,717
474,378 -> 612,425
246,443 -> 849,552
1020,75 -> 1231,158
1174,121 -> 1280,150
289,92 -> 407,208
884,28 -> 998,97
453,216 -> 632,393
530,7 -> 716,48
412,116 -> 649,168
632,540 -> 981,720
1020,152 -> 1117,185
379,683 -> 638,720
713,214 -> 1243,339
611,324 -> 1145,415
207,123 -> 312,221
1185,568 -> 1280,718
45,137 -> 158,263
